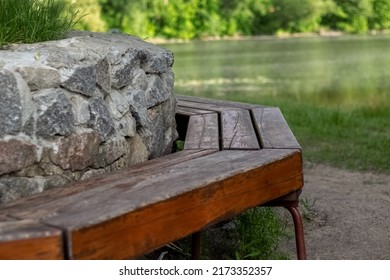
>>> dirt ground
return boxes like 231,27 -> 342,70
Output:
283,163 -> 390,260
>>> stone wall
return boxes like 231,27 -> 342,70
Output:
0,31 -> 177,204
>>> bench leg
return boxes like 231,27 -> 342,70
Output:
191,231 -> 201,260
285,205 -> 307,260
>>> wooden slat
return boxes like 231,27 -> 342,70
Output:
1,149 -> 302,259
0,220 -> 64,259
252,107 -> 301,149
178,100 -> 239,112
184,113 -> 219,150
0,150 -> 217,220
63,149 -> 302,259
176,106 -> 215,116
177,95 -> 265,110
221,110 -> 260,150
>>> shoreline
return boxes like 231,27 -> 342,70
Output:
149,30 -> 390,45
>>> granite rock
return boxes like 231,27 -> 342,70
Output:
33,89 -> 75,138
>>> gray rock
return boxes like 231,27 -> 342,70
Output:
110,90 -> 129,115
162,68 -> 175,91
15,65 -> 61,90
33,89 -> 75,138
88,96 -> 116,142
131,68 -> 148,91
107,90 -> 129,120
96,57 -> 111,94
0,70 -> 22,135
140,96 -> 177,159
92,137 -> 129,168
22,116 -> 35,136
127,89 -> 148,127
0,139 -> 37,175
61,65 -> 97,97
69,94 -> 90,125
0,177 -> 39,204
145,74 -> 169,108
128,134 -> 148,165
142,49 -> 174,74
49,130 -> 101,171
111,49 -> 145,89
117,114 -> 136,138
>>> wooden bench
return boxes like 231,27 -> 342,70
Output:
0,95 -> 306,260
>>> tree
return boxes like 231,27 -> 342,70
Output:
369,0 -> 390,30
263,0 -> 334,33
322,0 -> 373,33
98,0 -> 131,30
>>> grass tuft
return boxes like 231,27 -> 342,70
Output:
0,0 -> 82,47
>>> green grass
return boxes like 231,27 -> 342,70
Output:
204,94 -> 390,174
145,207 -> 291,260
233,208 -> 291,260
277,102 -> 390,174
0,0 -> 81,47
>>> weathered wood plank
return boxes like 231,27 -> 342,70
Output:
8,150 -> 301,229
176,106 -> 215,116
178,100 -> 239,112
0,220 -> 64,259
177,95 -> 266,110
221,110 -> 260,150
252,107 -> 301,149
184,113 -> 220,150
0,149 -> 217,220
65,150 -> 302,259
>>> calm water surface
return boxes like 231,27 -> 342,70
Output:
162,35 -> 390,108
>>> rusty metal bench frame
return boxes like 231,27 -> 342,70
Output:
0,95 -> 306,260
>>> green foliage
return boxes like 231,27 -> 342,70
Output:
321,0 -> 373,33
234,208 -> 290,260
91,0 -> 390,38
69,0 -> 107,32
265,0 -> 334,33
0,0 -> 81,46
369,0 -> 390,29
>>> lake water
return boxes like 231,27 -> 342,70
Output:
162,35 -> 390,109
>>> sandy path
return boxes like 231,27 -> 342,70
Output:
287,164 -> 390,260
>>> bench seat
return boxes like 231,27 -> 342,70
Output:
0,95 -> 305,260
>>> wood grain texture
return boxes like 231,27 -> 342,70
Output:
38,150 -> 300,229
0,150 -> 216,220
176,106 -> 215,116
184,113 -> 220,150
0,97 -> 304,260
178,100 -> 239,112
0,220 -> 63,259
177,95 -> 266,110
66,149 -> 302,259
252,107 -> 301,149
221,110 -> 260,150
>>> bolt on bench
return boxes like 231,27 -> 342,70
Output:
0,95 -> 306,260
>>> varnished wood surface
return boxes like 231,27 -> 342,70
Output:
184,113 -> 219,150
67,150 -> 302,259
0,220 -> 64,259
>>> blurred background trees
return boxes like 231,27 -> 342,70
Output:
68,0 -> 390,39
